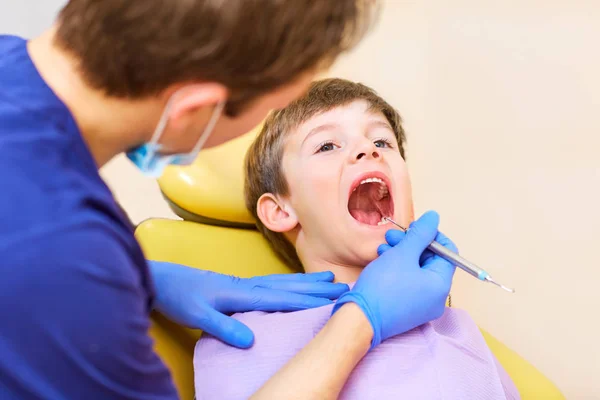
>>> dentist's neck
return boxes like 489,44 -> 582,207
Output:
27,25 -> 165,168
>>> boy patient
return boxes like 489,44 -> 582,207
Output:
194,79 -> 520,399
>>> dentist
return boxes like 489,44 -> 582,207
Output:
0,1 -> 457,399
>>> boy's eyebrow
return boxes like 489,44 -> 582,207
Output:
301,119 -> 393,146
368,119 -> 394,132
302,123 -> 340,146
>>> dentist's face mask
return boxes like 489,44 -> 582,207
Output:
127,97 -> 225,178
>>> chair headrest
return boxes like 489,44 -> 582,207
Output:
158,125 -> 262,227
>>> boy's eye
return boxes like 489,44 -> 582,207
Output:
374,138 -> 394,148
316,141 -> 337,153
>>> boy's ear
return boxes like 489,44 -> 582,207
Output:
256,193 -> 298,233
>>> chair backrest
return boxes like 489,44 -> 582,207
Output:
158,127 -> 262,227
136,219 -> 293,278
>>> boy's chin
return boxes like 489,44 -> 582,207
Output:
357,232 -> 388,255
354,243 -> 384,266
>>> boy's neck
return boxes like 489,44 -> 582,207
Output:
302,259 -> 362,284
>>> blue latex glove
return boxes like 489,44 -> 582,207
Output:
149,261 -> 349,348
332,211 -> 457,348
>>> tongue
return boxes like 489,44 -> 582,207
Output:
349,209 -> 382,225
348,183 -> 384,225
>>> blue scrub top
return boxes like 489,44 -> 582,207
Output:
0,36 -> 177,399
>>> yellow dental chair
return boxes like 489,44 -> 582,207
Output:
135,127 -> 564,400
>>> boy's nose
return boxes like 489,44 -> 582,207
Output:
355,146 -> 381,161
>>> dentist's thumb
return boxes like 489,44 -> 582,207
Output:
403,211 -> 441,261
196,305 -> 255,349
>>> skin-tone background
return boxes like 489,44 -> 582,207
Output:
4,1 -> 599,398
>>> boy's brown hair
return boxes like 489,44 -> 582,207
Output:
244,78 -> 406,270
55,0 -> 378,116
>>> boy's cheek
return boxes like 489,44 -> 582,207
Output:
300,176 -> 337,200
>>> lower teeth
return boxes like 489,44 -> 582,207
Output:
377,217 -> 389,226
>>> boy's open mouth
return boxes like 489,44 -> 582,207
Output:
348,176 -> 394,226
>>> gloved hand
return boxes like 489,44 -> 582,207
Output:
148,261 -> 349,348
332,211 -> 457,348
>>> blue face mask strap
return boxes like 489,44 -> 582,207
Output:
147,90 -> 181,146
177,100 -> 225,165
127,91 -> 179,172
127,91 -> 225,176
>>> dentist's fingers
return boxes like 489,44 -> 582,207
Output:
419,232 -> 456,265
432,231 -> 458,254
235,287 -> 335,312
419,249 -> 435,266
385,229 -> 406,247
377,243 -> 392,256
402,211 -> 441,264
253,279 -> 349,299
195,306 -> 255,349
421,232 -> 458,286
252,271 -> 336,283
381,222 -> 453,262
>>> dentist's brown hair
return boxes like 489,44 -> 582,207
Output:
55,0 -> 378,117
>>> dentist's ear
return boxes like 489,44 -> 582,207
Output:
256,193 -> 298,233
166,83 -> 228,127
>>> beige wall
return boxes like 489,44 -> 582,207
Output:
101,155 -> 178,224
325,1 -> 598,397
102,1 -> 600,397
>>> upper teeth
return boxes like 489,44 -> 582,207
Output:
353,177 -> 389,197
361,177 -> 384,185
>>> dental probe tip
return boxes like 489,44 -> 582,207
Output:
485,276 -> 515,293
383,217 -> 407,231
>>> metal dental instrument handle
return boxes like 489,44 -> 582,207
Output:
384,217 -> 515,293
